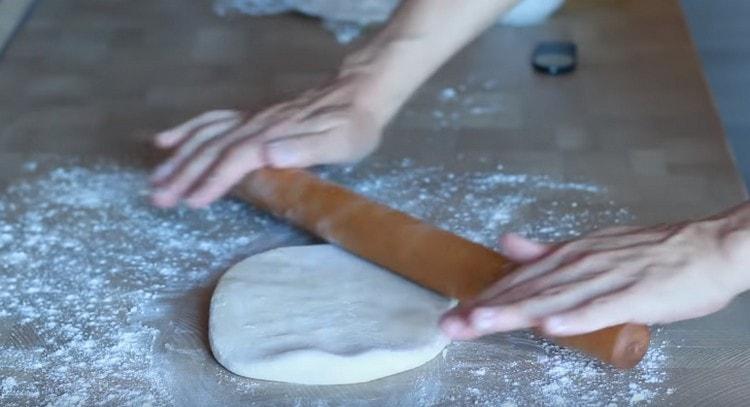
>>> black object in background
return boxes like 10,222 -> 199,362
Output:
531,41 -> 577,75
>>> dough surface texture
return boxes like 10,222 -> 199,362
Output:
209,244 -> 453,385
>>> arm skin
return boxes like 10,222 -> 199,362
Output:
440,201 -> 750,338
150,0 -> 520,208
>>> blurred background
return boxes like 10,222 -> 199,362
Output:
681,0 -> 750,189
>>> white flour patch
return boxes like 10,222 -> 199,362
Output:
0,159 -> 667,405
0,164 -> 295,406
428,330 -> 673,407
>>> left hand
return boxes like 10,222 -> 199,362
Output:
149,73 -> 386,208
440,214 -> 750,339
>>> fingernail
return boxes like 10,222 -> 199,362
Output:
545,317 -> 568,334
150,163 -> 173,183
471,308 -> 497,332
150,188 -> 173,207
154,132 -> 171,146
441,318 -> 465,337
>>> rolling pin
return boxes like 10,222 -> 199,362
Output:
234,168 -> 650,369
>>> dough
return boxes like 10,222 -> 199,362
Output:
209,245 -> 453,385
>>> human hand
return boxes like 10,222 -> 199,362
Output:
441,210 -> 750,339
149,74 -> 386,208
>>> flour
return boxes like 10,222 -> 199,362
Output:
403,79 -> 514,131
0,162 -> 296,405
321,159 -> 629,247
1,377 -> 17,395
439,332 -> 671,406
0,158 -> 667,405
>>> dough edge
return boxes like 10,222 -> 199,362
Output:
211,332 -> 450,385
209,245 -> 453,385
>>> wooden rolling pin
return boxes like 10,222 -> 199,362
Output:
234,168 -> 650,369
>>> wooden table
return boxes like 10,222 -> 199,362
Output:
0,0 -> 747,405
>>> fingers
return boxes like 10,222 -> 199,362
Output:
489,245 -> 642,306
460,234 -> 553,304
587,225 -> 642,238
441,286 -> 639,340
500,233 -> 552,263
440,314 -> 483,341
441,245 -> 640,340
540,289 -> 637,336
265,130 -> 366,168
183,126 -> 374,207
299,104 -> 351,122
150,109 -> 278,207
488,228 -> 668,299
154,110 -> 239,148
181,129 -> 351,207
472,252 -> 568,303
259,111 -> 344,144
150,117 -> 244,185
476,271 -> 634,333
151,146 -> 221,208
443,220 -> 742,340
182,139 -> 268,208
152,119 -> 270,208
480,261 -> 604,306
149,79 -> 381,208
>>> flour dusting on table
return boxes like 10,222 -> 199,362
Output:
0,159 -> 669,406
0,163 -> 295,405
435,333 -> 670,406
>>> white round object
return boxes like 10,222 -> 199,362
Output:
209,245 -> 453,385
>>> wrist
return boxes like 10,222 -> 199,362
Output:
338,52 -> 407,129
339,32 -> 431,127
714,202 -> 750,293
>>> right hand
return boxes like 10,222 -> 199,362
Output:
441,211 -> 750,339
150,74 -> 385,208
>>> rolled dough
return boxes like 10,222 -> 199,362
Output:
209,244 -> 453,385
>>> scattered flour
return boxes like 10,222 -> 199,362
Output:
437,332 -> 671,406
0,163 -> 295,405
322,160 -> 630,247
1,377 -> 18,395
0,158 -> 668,405
422,79 -> 509,131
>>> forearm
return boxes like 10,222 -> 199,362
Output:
709,200 -> 750,291
341,0 -> 520,125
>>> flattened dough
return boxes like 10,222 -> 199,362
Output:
209,245 -> 453,385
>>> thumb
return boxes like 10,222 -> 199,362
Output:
500,233 -> 552,263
